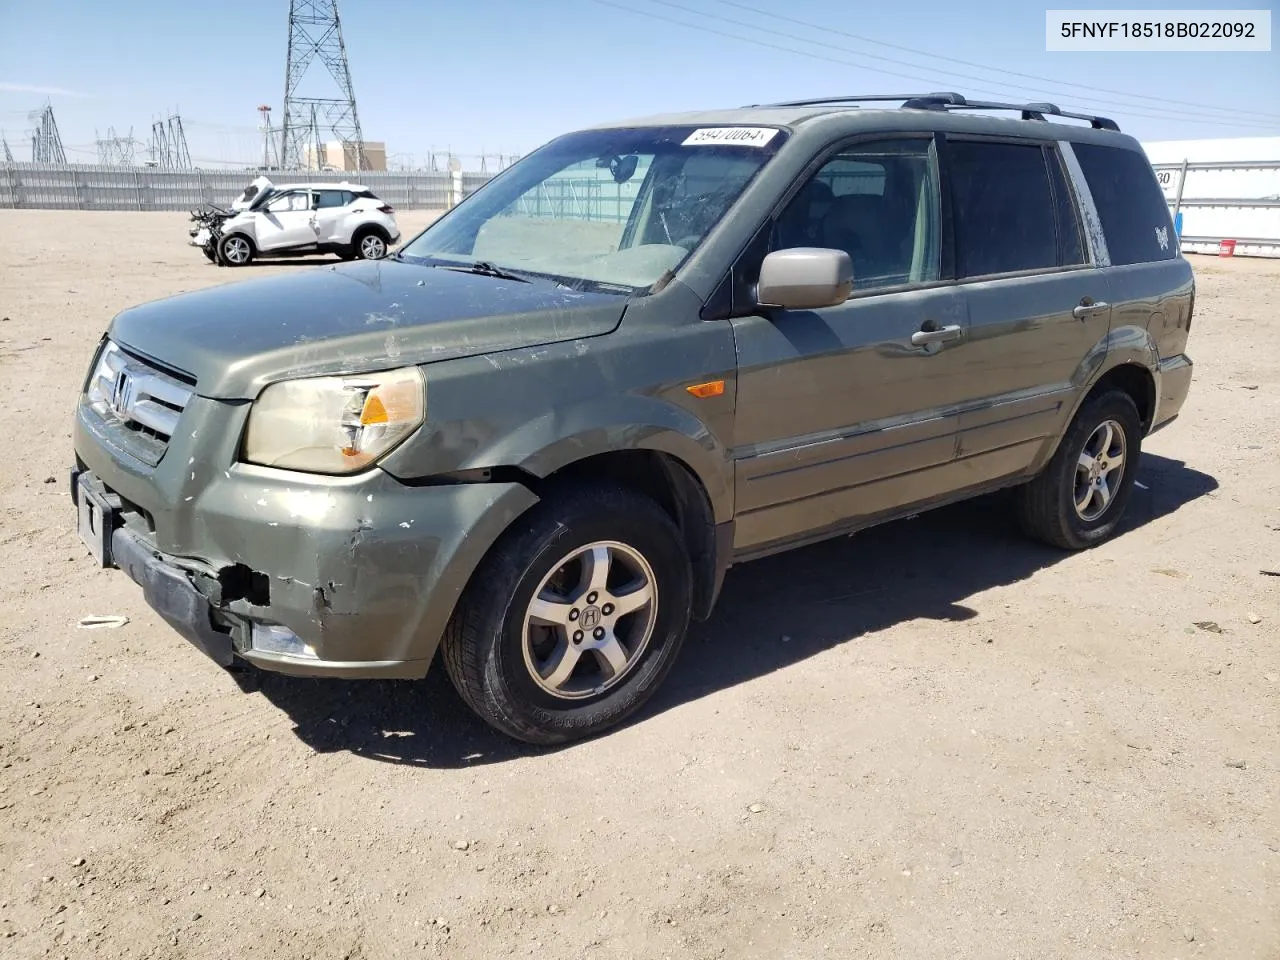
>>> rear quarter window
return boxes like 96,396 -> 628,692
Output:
1072,142 -> 1176,266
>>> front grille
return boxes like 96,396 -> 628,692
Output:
86,341 -> 196,465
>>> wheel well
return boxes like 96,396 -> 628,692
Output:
352,223 -> 389,242
1087,363 -> 1155,432
543,450 -> 720,620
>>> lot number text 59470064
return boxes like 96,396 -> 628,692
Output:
1046,10 -> 1271,51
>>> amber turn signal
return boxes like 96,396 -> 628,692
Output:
686,380 -> 725,399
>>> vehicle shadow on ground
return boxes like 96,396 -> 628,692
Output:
254,453 -> 1217,768
209,258 -> 346,269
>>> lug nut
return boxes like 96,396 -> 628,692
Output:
593,627 -> 605,640
602,603 -> 615,616
568,609 -> 579,621
573,630 -> 583,643
586,592 -> 599,604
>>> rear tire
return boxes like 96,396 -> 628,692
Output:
1015,389 -> 1142,550
441,483 -> 692,746
353,229 -> 389,260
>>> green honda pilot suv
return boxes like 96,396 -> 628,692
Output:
71,93 -> 1194,744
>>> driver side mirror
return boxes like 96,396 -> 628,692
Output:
756,247 -> 854,310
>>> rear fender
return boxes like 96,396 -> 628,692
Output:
1025,323 -> 1159,474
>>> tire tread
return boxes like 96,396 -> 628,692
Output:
441,482 -> 690,745
1015,389 -> 1141,551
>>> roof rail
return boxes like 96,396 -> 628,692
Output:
749,92 -> 964,108
750,92 -> 1120,131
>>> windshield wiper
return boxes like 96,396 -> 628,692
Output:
433,260 -> 531,283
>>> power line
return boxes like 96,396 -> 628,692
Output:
589,0 -> 1279,132
692,0 -> 1276,127
640,0 -> 1280,130
712,0 -> 1280,124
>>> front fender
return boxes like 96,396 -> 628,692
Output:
378,299 -> 741,525
457,394 -> 735,524
221,223 -> 254,244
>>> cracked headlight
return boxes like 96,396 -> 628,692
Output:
243,366 -> 425,474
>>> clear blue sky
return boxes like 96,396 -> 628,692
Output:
2,0 -> 1277,167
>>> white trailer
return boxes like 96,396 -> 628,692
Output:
1141,137 -> 1280,258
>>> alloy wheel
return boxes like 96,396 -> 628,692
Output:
521,541 -> 658,700
223,236 -> 251,264
1074,418 -> 1127,521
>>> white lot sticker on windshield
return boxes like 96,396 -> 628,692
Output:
681,127 -> 779,148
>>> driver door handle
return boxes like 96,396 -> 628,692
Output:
1073,300 -> 1110,319
910,324 -> 963,346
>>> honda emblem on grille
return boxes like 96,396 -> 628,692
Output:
110,370 -> 136,421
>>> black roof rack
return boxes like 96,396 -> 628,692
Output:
748,92 -> 1120,132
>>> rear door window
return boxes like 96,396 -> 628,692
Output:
1071,142 -> 1177,265
316,190 -> 350,209
947,140 -> 1061,279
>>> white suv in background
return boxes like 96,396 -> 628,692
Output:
200,180 -> 401,266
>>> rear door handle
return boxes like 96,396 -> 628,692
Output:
910,324 -> 963,346
1073,300 -> 1111,319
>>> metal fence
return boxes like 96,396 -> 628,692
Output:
0,163 -> 497,211
512,177 -> 642,223
1154,159 -> 1280,258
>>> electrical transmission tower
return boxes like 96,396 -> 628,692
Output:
257,104 -> 279,169
149,114 -> 192,170
29,102 -> 66,164
280,0 -> 367,171
96,127 -> 140,166
1,131 -> 13,163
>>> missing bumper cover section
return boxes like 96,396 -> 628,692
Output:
218,563 -> 271,606
110,526 -> 235,666
115,526 -> 312,663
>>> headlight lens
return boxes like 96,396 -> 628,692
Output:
84,340 -> 122,412
243,366 -> 425,474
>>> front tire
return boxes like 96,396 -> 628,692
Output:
217,233 -> 254,267
1015,389 -> 1142,550
441,484 -> 693,746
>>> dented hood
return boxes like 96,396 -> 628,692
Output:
107,258 -> 628,399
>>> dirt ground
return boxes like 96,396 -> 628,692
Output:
0,211 -> 1277,960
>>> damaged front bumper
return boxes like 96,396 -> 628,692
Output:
71,399 -> 538,680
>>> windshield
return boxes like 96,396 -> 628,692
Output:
400,125 -> 788,292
